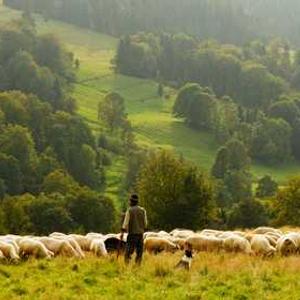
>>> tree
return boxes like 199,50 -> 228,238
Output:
239,62 -> 286,109
6,50 -> 55,101
67,188 -> 116,233
211,139 -> 250,180
273,177 -> 300,226
28,193 -> 73,235
173,83 -> 217,130
69,144 -> 104,189
42,169 -> 79,195
137,150 -> 214,230
2,193 -> 34,234
0,153 -> 23,195
227,199 -> 268,229
98,92 -> 126,132
211,146 -> 229,179
269,98 -> 300,127
256,175 -> 278,198
251,117 -> 292,164
223,170 -> 253,204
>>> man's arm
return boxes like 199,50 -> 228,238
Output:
122,210 -> 130,232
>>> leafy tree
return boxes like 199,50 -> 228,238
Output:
98,92 -> 126,132
227,199 -> 268,229
67,188 -> 116,233
138,150 -> 214,230
256,175 -> 278,198
6,50 -> 55,101
223,170 -> 253,204
273,177 -> 300,226
251,117 -> 292,164
239,62 -> 286,109
174,83 -> 217,130
211,139 -> 250,179
0,153 -> 23,195
269,98 -> 300,127
28,193 -> 73,235
2,193 -> 34,234
0,124 -> 37,174
42,169 -> 79,195
34,34 -> 75,81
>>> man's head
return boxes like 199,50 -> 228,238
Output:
129,194 -> 139,206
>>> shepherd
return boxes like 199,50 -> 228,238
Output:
121,194 -> 148,265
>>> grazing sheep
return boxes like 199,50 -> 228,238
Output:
0,241 -> 20,261
38,237 -> 80,258
172,238 -> 186,250
53,236 -> 85,258
276,236 -> 297,256
223,235 -> 252,254
68,234 -> 92,252
49,232 -> 67,238
0,250 -> 5,261
0,238 -> 20,254
185,235 -> 223,252
253,227 -> 282,235
250,235 -> 276,257
19,238 -> 54,259
86,233 -> 104,240
90,239 -> 108,257
200,229 -> 223,237
144,237 -> 178,254
170,229 -> 194,239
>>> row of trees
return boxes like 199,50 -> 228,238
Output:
116,34 -> 300,108
129,149 -> 300,230
0,170 -> 115,235
6,0 -> 300,46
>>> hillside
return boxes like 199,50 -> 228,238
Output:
0,4 -> 299,189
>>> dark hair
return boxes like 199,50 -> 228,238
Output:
130,194 -> 139,205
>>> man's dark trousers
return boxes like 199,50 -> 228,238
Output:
125,234 -> 144,265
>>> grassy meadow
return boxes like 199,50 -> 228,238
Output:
1,253 -> 300,300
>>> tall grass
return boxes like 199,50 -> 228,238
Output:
0,253 -> 300,299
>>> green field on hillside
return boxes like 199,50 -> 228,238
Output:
0,4 -> 299,187
0,254 -> 300,300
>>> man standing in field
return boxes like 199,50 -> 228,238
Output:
121,194 -> 147,265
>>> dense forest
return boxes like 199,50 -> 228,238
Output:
1,2 -> 300,234
5,0 -> 300,45
0,18 -> 118,234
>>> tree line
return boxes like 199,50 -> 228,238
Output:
6,0 -> 300,46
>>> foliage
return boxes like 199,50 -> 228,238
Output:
138,150 -> 214,231
98,92 -> 127,132
227,199 -> 269,229
173,83 -> 217,130
256,175 -> 278,198
273,177 -> 300,226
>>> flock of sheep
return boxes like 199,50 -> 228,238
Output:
0,226 -> 298,263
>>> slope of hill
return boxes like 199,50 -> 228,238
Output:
0,4 -> 299,187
